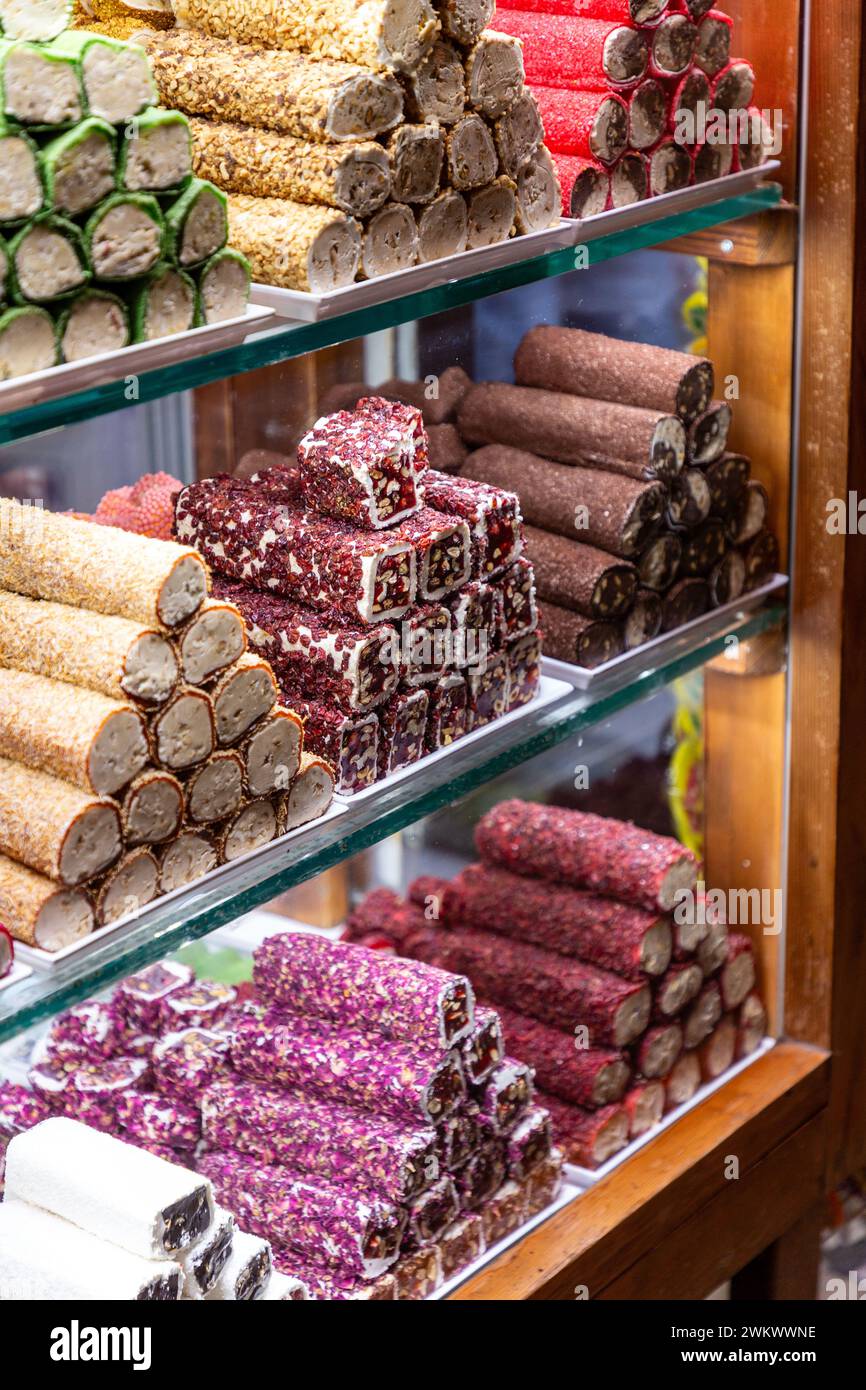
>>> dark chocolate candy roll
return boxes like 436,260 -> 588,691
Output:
708,548 -> 746,605
538,601 -> 624,669
628,78 -> 667,151
679,518 -> 727,577
377,366 -> 473,425
680,0 -> 716,18
609,150 -> 649,205
524,525 -> 637,619
647,13 -> 697,78
742,530 -> 780,590
647,135 -> 692,194
638,532 -> 681,590
666,466 -> 711,528
458,382 -> 687,480
705,452 -> 750,516
695,9 -> 733,77
728,479 -> 769,544
688,400 -> 732,465
712,59 -> 755,114
462,444 -> 665,558
514,325 -> 713,425
623,587 -> 662,649
660,577 -> 710,631
427,423 -> 467,473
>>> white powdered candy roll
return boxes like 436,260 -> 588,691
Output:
207,1228 -> 272,1300
260,1269 -> 311,1300
178,1207 -> 235,1300
5,1118 -> 215,1257
0,1199 -> 183,1300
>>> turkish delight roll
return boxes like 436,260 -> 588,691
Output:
175,598 -> 246,688
445,862 -> 672,978
506,631 -> 541,709
254,930 -> 474,1047
40,117 -> 116,219
418,191 -> 469,261
628,76 -> 668,149
5,1118 -> 215,1257
114,960 -> 193,1032
712,57 -> 755,114
425,672 -> 469,750
668,68 -> 711,134
515,325 -> 713,425
65,1057 -> 149,1131
623,1079 -> 664,1137
466,176 -> 518,247
683,979 -> 722,1049
205,1228 -> 271,1301
297,401 -> 422,531
727,479 -> 769,544
0,499 -> 207,630
505,1106 -> 553,1181
0,1198 -> 182,1301
538,602 -> 623,669
119,771 -> 181,847
468,647 -> 510,727
653,960 -> 703,1019
688,399 -> 732,465
386,123 -> 444,205
117,1090 -> 202,1151
403,38 -> 465,124
698,1013 -> 736,1081
493,12 -> 647,89
680,519 -> 727,580
196,247 -> 251,326
210,655 -> 279,747
378,687 -> 428,776
0,1081 -> 49,1139
0,852 -> 93,951
440,0 -> 494,43
286,698 -> 378,794
480,1179 -> 528,1245
550,151 -> 609,217
495,555 -> 538,639
533,86 -> 628,166
478,802 -> 700,912
407,924 -> 651,1046
696,917 -> 729,976
0,923 -> 10,978
390,506 -> 471,600
460,1004 -> 505,1085
454,1142 -> 508,1211
473,1057 -> 534,1133
161,979 -> 237,1032
0,117 -> 42,226
514,145 -> 562,234
439,1214 -> 485,1279
233,1009 -> 465,1126
401,602 -> 451,685
225,193 -> 361,292
493,90 -> 544,179
200,1149 -> 404,1277
638,533 -> 681,591
694,8 -> 732,77
623,587 -> 663,649
444,113 -> 498,193
667,468 -> 711,530
634,1021 -> 682,1078
0,34 -> 83,126
236,708 -> 304,798
644,134 -> 691,194
261,1269 -> 311,1301
152,1027 -> 233,1102
158,829 -> 219,890
423,469 -> 523,580
664,1048 -> 701,1110
0,758 -> 121,887
609,148 -> 650,205
719,932 -> 757,1010
493,1002 -> 631,1108
182,751 -> 245,825
736,992 -> 767,1059
459,384 -> 686,481
405,1175 -> 459,1247
464,31 -> 523,122
150,685 -> 215,771
743,530 -> 780,591
646,11 -> 697,77
176,1208 -> 235,1300
524,526 -> 637,619
42,1000 -> 122,1064
360,201 -> 419,277
93,848 -> 159,926
280,751 -> 335,830
541,1091 -> 628,1168
449,580 -> 501,671
661,576 -> 710,631
215,797 -> 279,861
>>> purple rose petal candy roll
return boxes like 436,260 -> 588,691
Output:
202,1079 -> 440,1205
44,1000 -> 124,1062
436,1109 -> 480,1170
199,1149 -> 406,1280
404,1175 -> 459,1247
66,1057 -> 151,1131
116,1089 -> 202,1150
505,1106 -> 553,1181
159,979 -> 237,1031
0,1081 -> 50,1139
231,1009 -> 466,1127
253,930 -> 475,1049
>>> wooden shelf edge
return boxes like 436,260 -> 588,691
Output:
654,204 -> 798,265
450,1042 -> 828,1301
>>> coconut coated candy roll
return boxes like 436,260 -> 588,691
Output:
297,397 -> 424,529
476,800 -> 699,912
0,850 -> 95,949
254,930 -> 474,1048
540,1091 -> 628,1168
538,602 -> 623,669
533,86 -> 628,166
232,1008 -> 465,1126
524,525 -> 636,619
203,1079 -> 439,1206
6,1117 -> 214,1257
493,1001 -> 631,1108
0,757 -> 121,886
492,12 -> 648,90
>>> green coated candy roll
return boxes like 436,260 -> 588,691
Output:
128,260 -> 195,342
56,287 -> 129,362
48,30 -> 156,123
0,36 -> 83,126
195,247 -> 250,325
119,107 -> 191,196
0,0 -> 72,41
0,304 -> 57,378
0,115 -> 42,224
41,117 -> 117,217
9,211 -> 89,302
84,191 -> 164,280
164,177 -> 227,267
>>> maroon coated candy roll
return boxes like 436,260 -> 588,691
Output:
664,1048 -> 701,1110
344,886 -> 426,947
688,400 -> 732,465
491,12 -> 649,90
698,1013 -> 736,1081
524,526 -> 637,620
623,587 -> 663,649
459,383 -> 687,481
475,800 -> 700,912
550,152 -> 610,217
296,398 -> 423,530
733,107 -> 775,172
421,469 -> 524,581
666,67 -> 710,134
682,978 -> 722,1048
0,1081 -> 50,1139
538,602 -> 623,668
407,875 -> 449,912
736,992 -> 766,1059
378,686 -> 428,777
444,861 -> 672,979
394,506 -> 472,601
719,932 -> 756,1010
647,134 -> 692,193
514,326 -> 713,427
424,672 -> 468,751
694,9 -> 732,76
706,451 -> 749,514
728,480 -> 769,543
633,1021 -> 682,1078
532,86 -> 628,166
638,533 -> 681,590
161,978 -> 237,1031
492,1000 -> 631,1107
288,697 -> 378,794
506,631 -> 541,710
647,12 -> 697,77
610,150 -> 650,206
708,548 -> 746,606
653,960 -> 703,1019
539,1091 -> 629,1168
426,423 -> 467,475
692,141 -> 734,184
661,576 -> 710,631
462,445 -> 666,559
623,1079 -> 665,1137
696,917 -> 729,976
467,648 -> 510,728
711,58 -> 755,114
116,1089 -> 202,1150
679,518 -> 727,577
627,77 -> 668,149
742,530 -> 780,591
677,0 -> 715,19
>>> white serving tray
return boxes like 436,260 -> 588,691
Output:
334,673 -> 574,803
543,573 -> 788,691
571,161 -> 781,243
14,800 -> 348,973
0,959 -> 33,994
0,304 -> 274,413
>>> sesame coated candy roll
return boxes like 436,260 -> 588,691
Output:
533,86 -> 628,166
211,655 -> 279,746
189,117 -> 391,219
202,1079 -> 440,1205
386,123 -> 444,204
418,190 -> 469,260
0,591 -> 179,707
0,499 -> 207,629
93,847 -> 159,925
538,602 -> 623,669
216,797 -> 279,862
158,829 -> 219,891
492,13 -> 648,90
494,1001 -> 631,1107
0,853 -> 94,949
0,758 -> 121,887
226,194 -> 361,292
514,146 -> 562,234
515,326 -> 713,424
232,1009 -> 466,1126
524,525 -> 636,619
0,669 -> 149,797
150,685 -> 215,770
475,801 -> 699,912
254,930 -> 474,1047
493,91 -> 544,178
238,707 -> 303,797
7,1118 -> 214,1257
171,0 -> 438,74
0,1198 -> 182,1301
140,30 -> 403,143
174,596 -> 246,687
465,30 -> 524,120
297,396 -> 424,529
458,384 -> 687,480
279,750 -> 335,830
540,1091 -> 628,1168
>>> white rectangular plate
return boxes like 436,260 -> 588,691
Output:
571,161 -> 780,242
334,674 -> 574,803
0,304 -> 274,413
543,574 -> 788,691
14,800 -> 349,972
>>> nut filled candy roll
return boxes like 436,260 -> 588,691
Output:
253,929 -> 474,1047
491,12 -> 649,90
440,0 -> 494,44
238,707 -> 304,797
0,852 -> 94,949
386,123 -> 444,204
0,35 -> 84,126
514,146 -> 562,234
0,116 -> 42,225
537,602 -> 624,669
461,1003 -> 505,1085
5,1117 -> 215,1258
550,152 -> 609,217
495,0 -> 668,17
49,30 -> 156,123
475,801 -> 700,912
532,87 -> 628,166
425,672 -> 468,750
403,38 -> 466,124
472,1056 -> 534,1133
493,1001 -> 631,1108
645,11 -> 697,77
0,758 -> 121,887
232,1009 -> 466,1126
226,194 -> 361,292
140,30 -> 403,143
175,596 -> 246,687
378,687 -> 428,776
279,751 -> 335,830
539,1091 -> 629,1168
422,468 -> 523,579
464,31 -> 525,121
395,506 -> 472,600
523,526 -> 637,620
693,8 -> 732,77
0,0 -> 71,41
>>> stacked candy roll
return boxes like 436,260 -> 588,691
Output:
344,798 -> 768,1169
0,497 -> 334,952
136,0 -> 562,294
452,325 -> 780,667
0,15 -> 254,379
175,393 -> 542,795
492,1 -> 769,215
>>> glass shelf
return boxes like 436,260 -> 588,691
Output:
0,184 -> 781,447
0,600 -> 785,1042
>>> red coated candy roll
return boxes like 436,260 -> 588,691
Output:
694,8 -> 732,77
0,924 -> 13,978
666,67 -> 710,135
492,12 -> 649,90
532,86 -> 628,166
646,135 -> 692,194
609,149 -> 649,205
539,1091 -> 629,1168
623,1079 -> 664,1137
682,978 -> 722,1048
475,800 -> 700,912
646,12 -> 697,77
343,886 -> 426,947
493,1001 -> 632,1108
628,78 -> 668,149
711,59 -> 755,114
496,0 -> 670,19
653,960 -> 703,1018
692,141 -> 734,184
549,151 -> 610,217
732,107 -> 775,171
634,1021 -> 683,1078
